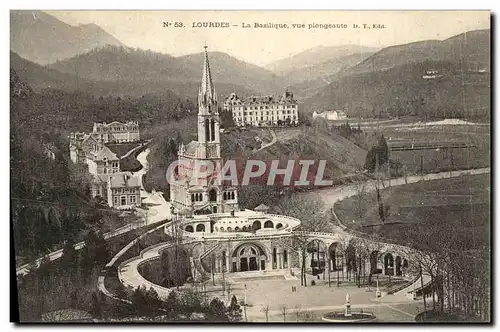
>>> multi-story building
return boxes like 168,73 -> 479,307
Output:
312,110 -> 347,121
69,132 -> 102,165
223,92 -> 299,127
86,146 -> 120,176
69,125 -> 142,209
91,172 -> 141,208
108,172 -> 141,208
92,121 -> 140,143
170,47 -> 239,214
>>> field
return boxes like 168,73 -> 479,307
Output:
338,117 -> 490,174
106,142 -> 142,158
334,174 -> 490,251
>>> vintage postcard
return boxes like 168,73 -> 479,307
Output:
10,10 -> 491,323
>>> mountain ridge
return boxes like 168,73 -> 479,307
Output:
10,10 -> 124,65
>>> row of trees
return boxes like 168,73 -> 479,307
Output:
94,285 -> 243,322
404,220 -> 490,321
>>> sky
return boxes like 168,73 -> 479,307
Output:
47,10 -> 490,66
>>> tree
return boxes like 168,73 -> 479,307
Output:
226,295 -> 243,322
207,298 -> 228,322
260,304 -> 270,322
60,239 -> 79,271
220,109 -> 235,129
281,304 -> 288,322
354,181 -> 368,219
163,290 -> 179,318
294,305 -> 302,322
145,287 -> 162,316
81,230 -> 109,269
364,135 -> 389,172
90,292 -> 102,319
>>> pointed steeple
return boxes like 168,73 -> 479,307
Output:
199,45 -> 217,111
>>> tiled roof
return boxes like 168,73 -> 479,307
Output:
254,204 -> 270,211
109,172 -> 140,188
92,174 -> 110,183
94,146 -> 119,161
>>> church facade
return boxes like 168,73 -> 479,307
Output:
169,47 -> 239,214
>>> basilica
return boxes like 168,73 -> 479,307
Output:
167,47 -> 303,274
169,46 -> 239,215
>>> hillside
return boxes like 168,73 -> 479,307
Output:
303,59 -> 490,120
285,52 -> 375,100
265,44 -> 379,75
48,46 -> 284,98
10,10 -> 124,65
302,29 -> 491,120
221,126 -> 367,179
340,29 -> 490,77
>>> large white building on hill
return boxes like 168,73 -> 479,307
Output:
92,121 -> 140,143
223,92 -> 299,127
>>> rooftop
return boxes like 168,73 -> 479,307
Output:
94,146 -> 119,161
109,172 -> 140,188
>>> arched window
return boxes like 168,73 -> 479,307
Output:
223,192 -> 227,200
210,119 -> 216,141
242,226 -> 247,231
209,189 -> 217,202
185,225 -> 194,232
276,223 -> 283,229
264,220 -> 273,228
205,118 -> 210,142
227,227 -> 232,232
252,220 -> 261,231
240,248 -> 246,256
191,194 -> 195,202
235,226 -> 240,231
251,248 -> 256,255
196,224 -> 205,232
219,227 -> 224,232
231,192 -> 235,199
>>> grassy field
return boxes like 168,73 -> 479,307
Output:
334,174 -> 490,250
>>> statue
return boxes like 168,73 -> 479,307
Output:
345,293 -> 352,317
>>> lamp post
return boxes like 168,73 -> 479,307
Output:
244,284 -> 248,322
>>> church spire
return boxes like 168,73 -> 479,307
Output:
199,46 -> 217,111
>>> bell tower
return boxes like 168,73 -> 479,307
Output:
197,46 -> 221,160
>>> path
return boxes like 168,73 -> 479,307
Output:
301,167 -> 490,206
253,129 -> 277,153
113,167 -> 489,310
119,140 -> 150,160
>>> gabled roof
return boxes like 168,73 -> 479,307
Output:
109,172 -> 140,188
92,174 -> 110,183
94,146 -> 119,161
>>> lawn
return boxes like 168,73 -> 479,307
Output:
106,142 -> 142,158
334,174 -> 490,251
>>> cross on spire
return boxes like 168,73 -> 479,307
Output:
199,45 -> 216,109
